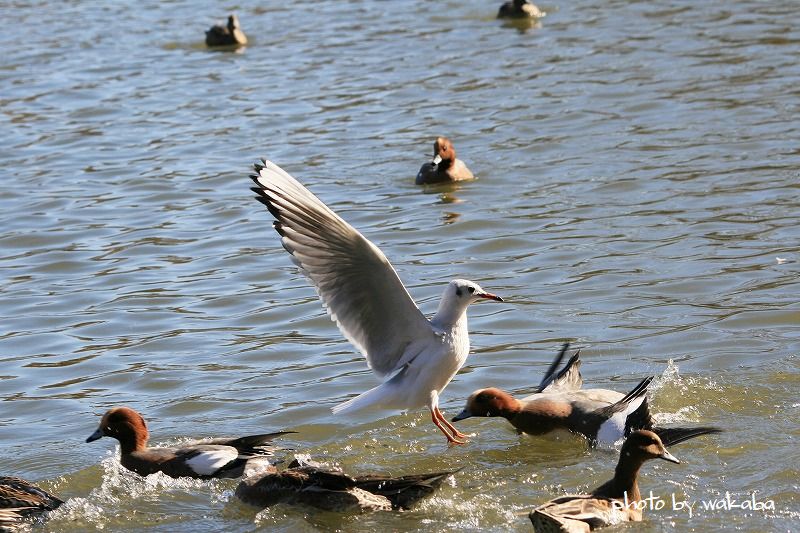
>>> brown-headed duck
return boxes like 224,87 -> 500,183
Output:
452,343 -> 721,446
86,407 -> 292,479
416,137 -> 475,184
236,456 -> 458,513
0,477 -> 62,529
530,429 -> 718,531
205,14 -> 247,47
498,0 -> 544,19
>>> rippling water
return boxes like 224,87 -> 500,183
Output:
1,0 -> 798,531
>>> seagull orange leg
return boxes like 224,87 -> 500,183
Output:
431,408 -> 466,445
434,406 -> 469,440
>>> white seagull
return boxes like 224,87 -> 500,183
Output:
250,160 -> 504,444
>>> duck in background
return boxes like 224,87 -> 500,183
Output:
236,456 -> 459,513
497,0 -> 544,19
0,476 -> 63,530
205,14 -> 247,47
416,137 -> 475,184
86,407 -> 293,479
530,429 -> 716,531
452,343 -> 721,446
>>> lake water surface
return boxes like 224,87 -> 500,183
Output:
1,0 -> 798,531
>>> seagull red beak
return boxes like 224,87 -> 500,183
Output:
478,292 -> 503,302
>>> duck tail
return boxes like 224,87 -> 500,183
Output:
617,376 -> 653,406
224,431 -> 297,454
536,342 -> 583,393
550,349 -> 583,391
355,468 -> 462,509
654,426 -> 723,447
620,377 -> 656,435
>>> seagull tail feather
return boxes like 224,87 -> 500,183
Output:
332,385 -> 386,415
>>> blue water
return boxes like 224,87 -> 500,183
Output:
0,0 -> 798,530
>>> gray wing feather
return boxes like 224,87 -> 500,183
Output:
251,160 -> 437,377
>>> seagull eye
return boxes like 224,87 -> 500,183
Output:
467,286 -> 475,294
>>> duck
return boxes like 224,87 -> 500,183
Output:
0,476 -> 62,530
530,429 -> 716,531
452,343 -> 721,445
86,407 -> 292,479
251,160 -> 503,445
415,137 -> 475,184
497,0 -> 544,19
205,14 -> 247,47
236,456 -> 458,513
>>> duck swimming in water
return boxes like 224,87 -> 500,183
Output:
530,429 -> 719,531
236,457 -> 458,512
452,343 -> 721,446
86,406 -> 292,479
497,0 -> 544,19
416,137 -> 475,184
206,14 -> 247,47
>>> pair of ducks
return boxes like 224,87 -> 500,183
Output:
203,1 -> 544,50
450,343 -> 721,531
82,407 -> 454,512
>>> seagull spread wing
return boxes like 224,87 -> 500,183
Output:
251,160 -> 438,377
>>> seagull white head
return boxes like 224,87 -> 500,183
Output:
432,279 -> 503,327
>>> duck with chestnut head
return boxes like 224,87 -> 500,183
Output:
86,407 -> 292,479
452,343 -> 720,446
416,137 -> 474,184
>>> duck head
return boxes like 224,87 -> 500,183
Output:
432,137 -> 457,167
622,430 -> 680,464
86,406 -> 149,453
452,388 -> 515,421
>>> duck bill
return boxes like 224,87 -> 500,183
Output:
659,449 -> 680,464
432,154 -> 442,165
86,427 -> 104,443
478,292 -> 504,302
451,409 -> 473,422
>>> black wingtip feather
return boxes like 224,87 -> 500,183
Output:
536,342 -> 570,393
618,376 -> 653,405
255,196 -> 284,223
656,427 -> 723,448
265,201 -> 283,220
624,397 -> 655,435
